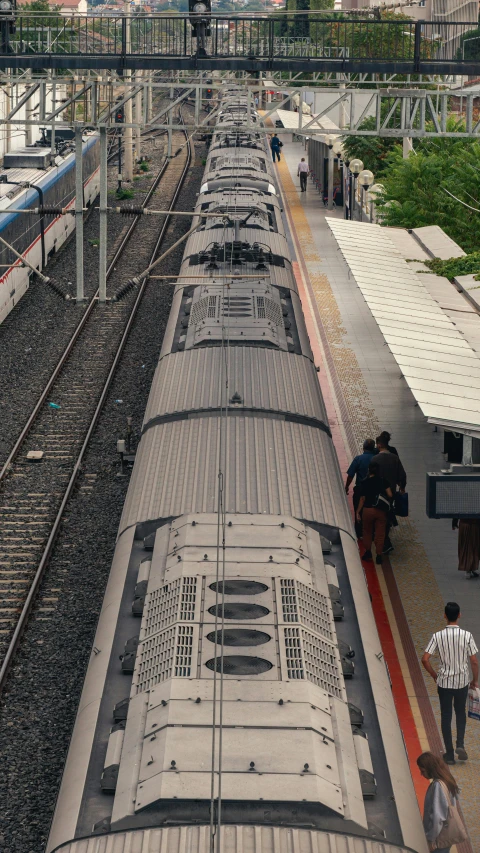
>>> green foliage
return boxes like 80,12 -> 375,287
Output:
342,116 -> 401,177
116,188 -> 135,200
424,253 -> 480,281
455,25 -> 480,61
139,162 -> 150,172
377,136 -> 480,253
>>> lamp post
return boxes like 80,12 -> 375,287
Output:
326,135 -> 334,210
358,169 -> 374,222
460,36 -> 480,117
367,182 -> 384,223
349,158 -> 363,221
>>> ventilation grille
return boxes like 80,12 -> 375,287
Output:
175,626 -> 194,676
282,628 -> 343,697
135,626 -> 176,692
284,627 -> 304,680
207,295 -> 217,317
297,583 -> 334,641
189,296 -> 209,326
280,579 -> 333,642
144,578 -> 181,636
223,296 -> 252,317
264,298 -> 283,326
190,296 -> 218,326
144,577 -> 197,637
302,629 -> 343,697
280,579 -> 298,623
180,578 -> 197,620
135,626 -> 194,693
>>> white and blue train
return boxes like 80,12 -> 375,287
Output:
0,131 -> 100,323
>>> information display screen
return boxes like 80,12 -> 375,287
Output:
426,474 -> 480,519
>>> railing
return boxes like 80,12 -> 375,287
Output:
1,14 -> 480,72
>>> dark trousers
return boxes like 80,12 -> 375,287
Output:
272,148 -> 281,162
300,172 -> 307,191
438,684 -> 469,755
353,486 -> 362,537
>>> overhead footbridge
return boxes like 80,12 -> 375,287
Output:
1,13 -> 480,74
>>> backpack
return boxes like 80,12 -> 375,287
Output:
373,492 -> 390,513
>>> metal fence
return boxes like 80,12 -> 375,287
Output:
1,14 -> 480,72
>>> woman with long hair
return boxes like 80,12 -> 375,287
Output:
417,752 -> 466,852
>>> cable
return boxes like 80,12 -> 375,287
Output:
441,186 -> 480,212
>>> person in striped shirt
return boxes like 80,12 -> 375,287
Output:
422,602 -> 479,765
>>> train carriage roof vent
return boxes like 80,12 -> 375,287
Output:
92,817 -> 111,834
206,655 -> 273,675
321,536 -> 332,553
353,729 -> 377,799
3,147 -> 52,169
207,628 -> 271,646
143,532 -> 156,551
210,580 -> 268,595
348,702 -> 364,727
208,602 -> 270,620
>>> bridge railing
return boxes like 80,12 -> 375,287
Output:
1,14 -> 479,71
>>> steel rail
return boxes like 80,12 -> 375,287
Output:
0,119 -> 191,694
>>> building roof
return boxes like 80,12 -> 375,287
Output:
327,218 -> 480,439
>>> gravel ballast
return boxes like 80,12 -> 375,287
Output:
0,127 -> 207,853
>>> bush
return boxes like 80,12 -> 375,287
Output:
425,253 -> 480,281
116,188 -> 135,200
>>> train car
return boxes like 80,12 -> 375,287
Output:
46,93 -> 427,853
0,131 -> 100,324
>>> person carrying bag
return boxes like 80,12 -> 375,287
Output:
417,752 -> 468,852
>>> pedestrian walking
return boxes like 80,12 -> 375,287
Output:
371,434 -> 407,554
297,157 -> 309,192
371,434 -> 406,494
345,438 -> 376,537
422,602 -> 479,764
356,461 -> 393,565
452,518 -> 480,578
377,430 -> 398,457
254,95 -> 259,108
417,752 -> 467,852
270,134 -> 282,162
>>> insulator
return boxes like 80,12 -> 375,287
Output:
117,207 -> 145,216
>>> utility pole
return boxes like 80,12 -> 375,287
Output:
75,126 -> 85,302
99,127 -> 108,303
135,70 -> 142,163
123,0 -> 133,182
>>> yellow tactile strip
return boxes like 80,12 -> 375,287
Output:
277,157 -> 480,850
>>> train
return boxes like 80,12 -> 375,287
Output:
46,89 -> 427,853
0,130 -> 100,324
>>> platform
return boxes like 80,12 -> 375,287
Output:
276,136 -> 480,851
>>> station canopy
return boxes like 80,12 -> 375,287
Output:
327,219 -> 480,439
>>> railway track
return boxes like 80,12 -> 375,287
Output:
0,122 -> 191,690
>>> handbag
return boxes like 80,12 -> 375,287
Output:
468,687 -> 480,720
434,781 -> 468,849
394,491 -> 409,517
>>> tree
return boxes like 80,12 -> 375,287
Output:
342,110 -> 401,177
377,137 -> 480,253
456,24 -> 480,61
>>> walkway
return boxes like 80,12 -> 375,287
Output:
276,136 -> 480,850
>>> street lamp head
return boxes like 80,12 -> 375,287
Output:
359,169 -> 374,188
368,182 -> 384,199
349,158 -> 364,175
325,135 -> 334,149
